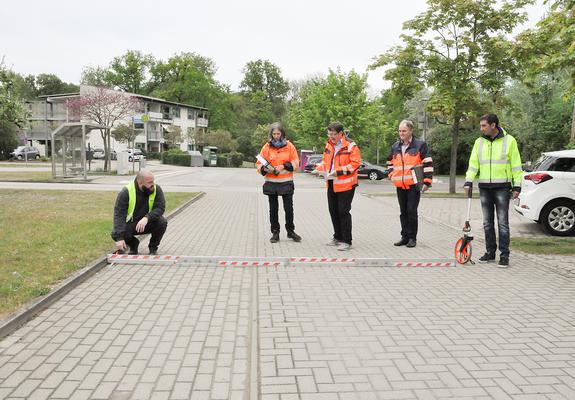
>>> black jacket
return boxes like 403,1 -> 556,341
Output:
111,181 -> 166,241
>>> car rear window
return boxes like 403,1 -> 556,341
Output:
532,155 -> 575,172
551,158 -> 575,172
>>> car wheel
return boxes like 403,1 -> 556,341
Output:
17,155 -> 23,160
35,154 -> 40,159
368,171 -> 379,181
541,200 -> 575,236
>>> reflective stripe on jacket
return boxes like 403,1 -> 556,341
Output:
465,128 -> 523,190
386,138 -> 433,189
126,181 -> 156,222
256,141 -> 299,183
315,137 -> 362,193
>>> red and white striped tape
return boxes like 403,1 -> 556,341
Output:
289,257 -> 355,263
107,254 -> 455,268
109,254 -> 181,262
392,262 -> 452,267
218,261 -> 282,266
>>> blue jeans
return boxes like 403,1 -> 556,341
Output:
479,188 -> 511,258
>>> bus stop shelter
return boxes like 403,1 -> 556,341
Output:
51,122 -> 109,180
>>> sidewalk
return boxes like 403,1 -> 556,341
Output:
1,172 -> 575,399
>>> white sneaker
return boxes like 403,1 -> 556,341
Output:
326,239 -> 340,246
337,243 -> 352,251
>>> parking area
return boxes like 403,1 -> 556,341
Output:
1,165 -> 575,399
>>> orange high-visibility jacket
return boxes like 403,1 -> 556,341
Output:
315,137 -> 362,192
386,138 -> 433,189
256,141 -> 299,184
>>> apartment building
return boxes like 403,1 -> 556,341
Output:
21,85 -> 209,155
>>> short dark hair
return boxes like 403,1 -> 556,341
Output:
269,122 -> 286,139
480,114 -> 499,127
327,122 -> 344,133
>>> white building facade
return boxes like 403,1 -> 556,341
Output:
21,85 -> 209,155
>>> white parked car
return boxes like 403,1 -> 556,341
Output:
514,149 -> 575,236
121,148 -> 143,162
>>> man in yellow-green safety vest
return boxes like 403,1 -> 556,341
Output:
111,170 -> 167,255
464,114 -> 523,268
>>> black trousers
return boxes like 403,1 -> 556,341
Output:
396,186 -> 421,240
327,181 -> 355,244
268,194 -> 295,233
124,216 -> 168,250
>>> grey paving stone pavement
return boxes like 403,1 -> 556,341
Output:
1,167 -> 575,399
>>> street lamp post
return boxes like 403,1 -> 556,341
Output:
419,97 -> 429,141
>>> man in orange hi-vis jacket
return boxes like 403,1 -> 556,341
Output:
387,119 -> 433,248
313,121 -> 362,251
256,122 -> 301,244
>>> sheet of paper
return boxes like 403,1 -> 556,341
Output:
256,154 -> 269,165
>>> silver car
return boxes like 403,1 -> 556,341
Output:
10,146 -> 41,160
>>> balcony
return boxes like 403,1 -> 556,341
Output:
147,130 -> 162,141
197,117 -> 209,128
146,112 -> 173,123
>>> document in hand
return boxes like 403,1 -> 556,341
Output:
411,165 -> 424,191
325,170 -> 336,180
256,154 -> 271,167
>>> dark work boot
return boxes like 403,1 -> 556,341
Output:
149,247 -> 158,256
128,238 -> 140,255
270,232 -> 280,243
287,230 -> 302,242
394,238 -> 409,246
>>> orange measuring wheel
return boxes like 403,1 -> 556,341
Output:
454,237 -> 472,264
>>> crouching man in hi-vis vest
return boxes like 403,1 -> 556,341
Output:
111,170 -> 168,255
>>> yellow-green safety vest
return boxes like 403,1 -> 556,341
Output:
465,129 -> 523,187
126,181 -> 156,222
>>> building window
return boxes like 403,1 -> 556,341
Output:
187,109 -> 195,120
172,107 -> 180,118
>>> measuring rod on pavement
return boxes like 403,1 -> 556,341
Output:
107,254 -> 456,267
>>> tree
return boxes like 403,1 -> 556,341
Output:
0,63 -> 27,159
205,129 -> 237,153
66,87 -> 143,171
371,0 -> 533,192
106,50 -> 155,94
34,74 -> 79,96
240,59 -> 289,119
148,52 -> 233,129
501,76 -> 573,160
163,125 -> 182,148
287,69 -> 382,156
111,123 -> 138,149
81,66 -> 112,88
514,0 -> 575,142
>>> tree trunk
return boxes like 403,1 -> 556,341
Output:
449,115 -> 462,194
100,129 -> 109,172
106,130 -> 111,172
571,99 -> 575,144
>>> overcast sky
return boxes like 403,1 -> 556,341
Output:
1,0 -> 547,95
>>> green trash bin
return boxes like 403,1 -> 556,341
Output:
202,146 -> 218,167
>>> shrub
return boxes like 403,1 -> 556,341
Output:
228,152 -> 244,168
217,154 -> 229,167
146,152 -> 162,160
162,151 -> 191,166
215,152 -> 244,168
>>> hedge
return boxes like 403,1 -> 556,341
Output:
162,152 -> 191,166
216,152 -> 244,168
